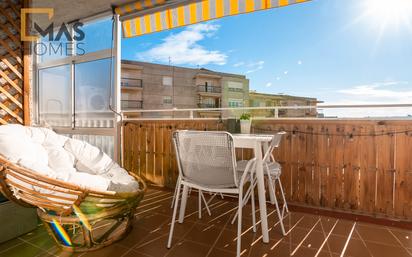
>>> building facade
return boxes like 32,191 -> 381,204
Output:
249,91 -> 320,118
121,60 -> 320,118
121,60 -> 249,118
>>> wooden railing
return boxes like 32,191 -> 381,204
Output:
123,119 -> 412,221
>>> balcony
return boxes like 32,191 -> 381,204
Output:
5,0 -> 412,256
5,185 -> 412,257
197,85 -> 222,94
108,113 -> 412,257
121,108 -> 412,222
120,103 -> 412,223
121,100 -> 143,109
3,106 -> 412,257
197,103 -> 221,117
198,103 -> 220,108
121,78 -> 143,89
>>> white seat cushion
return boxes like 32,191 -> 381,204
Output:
0,125 -> 138,193
237,159 -> 281,177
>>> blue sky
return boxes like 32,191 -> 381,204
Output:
121,0 -> 412,116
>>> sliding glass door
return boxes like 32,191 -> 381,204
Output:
35,15 -> 121,160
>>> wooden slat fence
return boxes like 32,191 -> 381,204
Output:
252,120 -> 412,221
123,119 -> 412,221
123,120 -> 226,187
0,0 -> 25,125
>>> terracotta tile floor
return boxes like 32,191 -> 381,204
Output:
1,188 -> 412,257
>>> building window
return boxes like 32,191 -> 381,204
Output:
163,96 -> 173,104
37,17 -> 115,128
227,81 -> 243,92
203,98 -> 215,105
163,76 -> 173,86
39,65 -> 71,127
203,81 -> 213,86
39,17 -> 113,63
80,18 -> 113,54
199,97 -> 218,108
74,58 -> 113,127
121,78 -> 143,88
228,99 -> 244,108
205,81 -> 213,92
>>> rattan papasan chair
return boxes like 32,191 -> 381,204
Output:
0,124 -> 146,252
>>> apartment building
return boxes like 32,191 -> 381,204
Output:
121,60 -> 249,118
249,91 -> 321,118
121,60 -> 321,118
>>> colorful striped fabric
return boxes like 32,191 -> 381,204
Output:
115,0 -> 310,38
115,0 -> 167,16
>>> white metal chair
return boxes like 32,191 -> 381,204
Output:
167,130 -> 256,257
170,175 -> 212,218
171,178 -> 224,217
233,131 -> 288,235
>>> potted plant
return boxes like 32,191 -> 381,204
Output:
239,113 -> 251,134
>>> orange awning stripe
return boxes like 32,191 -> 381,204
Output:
115,0 -> 310,38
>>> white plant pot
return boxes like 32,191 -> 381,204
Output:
240,120 -> 251,134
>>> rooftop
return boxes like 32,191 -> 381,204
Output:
121,60 -> 248,79
249,91 -> 321,102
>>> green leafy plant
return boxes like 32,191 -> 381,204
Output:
240,113 -> 251,120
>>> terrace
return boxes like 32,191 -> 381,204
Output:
0,0 -> 411,257
2,187 -> 412,257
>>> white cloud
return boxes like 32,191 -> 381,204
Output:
283,70 -> 289,75
233,62 -> 245,67
337,81 -> 411,100
246,61 -> 264,74
323,81 -> 412,118
298,60 -> 302,65
276,77 -> 281,81
265,82 -> 272,87
137,23 -> 227,66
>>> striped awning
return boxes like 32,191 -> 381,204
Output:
115,0 -> 310,38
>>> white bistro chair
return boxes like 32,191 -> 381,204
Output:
167,130 -> 256,257
233,131 -> 288,235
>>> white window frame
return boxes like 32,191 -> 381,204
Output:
228,81 -> 243,89
162,76 -> 173,86
35,14 -> 115,128
163,96 -> 173,105
33,12 -> 121,161
228,98 -> 244,108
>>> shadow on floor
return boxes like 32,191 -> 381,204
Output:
1,188 -> 411,257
